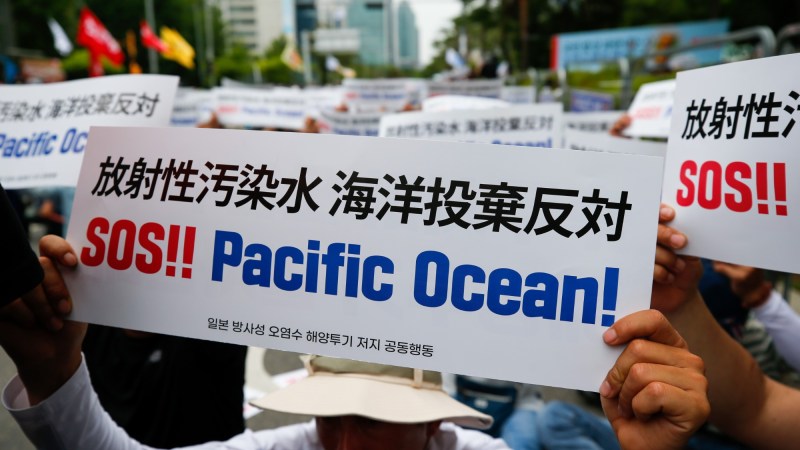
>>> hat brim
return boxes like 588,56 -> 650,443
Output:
251,374 -> 493,430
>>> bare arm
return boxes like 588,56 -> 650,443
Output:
655,205 -> 800,449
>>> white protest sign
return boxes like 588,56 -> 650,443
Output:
564,128 -> 666,158
0,75 -> 178,189
624,79 -> 675,138
565,111 -> 625,134
379,104 -> 564,149
342,79 -> 412,113
66,127 -> 662,392
426,79 -> 504,99
663,53 -> 800,273
317,110 -> 382,136
171,88 -> 214,127
214,87 -> 308,130
422,95 -> 509,113
501,86 -> 536,104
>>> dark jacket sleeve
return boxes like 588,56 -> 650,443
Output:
0,184 -> 44,307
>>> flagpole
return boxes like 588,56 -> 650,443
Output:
144,0 -> 159,73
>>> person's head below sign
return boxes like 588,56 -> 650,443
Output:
253,355 -> 496,450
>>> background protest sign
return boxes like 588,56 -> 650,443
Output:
0,75 -> 178,189
426,79 -> 504,99
317,110 -> 382,137
624,79 -> 675,138
170,88 -> 214,127
422,95 -> 509,113
662,53 -> 800,273
564,128 -> 666,158
213,87 -> 308,130
500,86 -> 536,105
342,79 -> 413,113
379,104 -> 564,149
564,111 -> 625,134
65,126 -> 663,392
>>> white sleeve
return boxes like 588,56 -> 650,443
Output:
753,291 -> 800,372
2,356 -> 271,450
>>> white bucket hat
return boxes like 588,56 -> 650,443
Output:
251,355 -> 493,430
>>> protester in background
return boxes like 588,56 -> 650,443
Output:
0,234 -> 709,450
713,262 -> 800,373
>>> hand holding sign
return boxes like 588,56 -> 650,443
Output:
651,204 -> 702,314
0,235 -> 84,405
600,309 -> 710,450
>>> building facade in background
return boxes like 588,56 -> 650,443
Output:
217,0 -> 418,68
218,0 -> 284,54
394,0 -> 418,69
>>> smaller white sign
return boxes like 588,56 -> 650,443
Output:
624,79 -> 676,138
0,74 -> 178,189
564,129 -> 666,158
379,104 -> 564,149
214,87 -> 308,130
317,110 -> 383,136
171,88 -> 214,127
422,95 -> 509,113
663,53 -> 800,273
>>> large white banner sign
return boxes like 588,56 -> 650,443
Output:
0,75 -> 178,188
317,110 -> 382,136
663,54 -> 800,273
214,87 -> 308,130
564,129 -> 666,157
66,127 -> 662,391
379,104 -> 564,149
624,79 -> 675,138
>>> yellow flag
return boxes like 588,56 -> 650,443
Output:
159,26 -> 195,69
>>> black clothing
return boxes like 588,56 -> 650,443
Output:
0,184 -> 43,306
83,325 -> 248,448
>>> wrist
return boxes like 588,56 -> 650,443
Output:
18,352 -> 82,405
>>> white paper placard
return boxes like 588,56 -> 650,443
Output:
624,79 -> 676,138
663,54 -> 800,273
214,87 -> 308,130
317,110 -> 382,136
564,111 -> 625,134
564,128 -> 666,158
65,126 -> 662,392
0,75 -> 178,188
379,104 -> 564,149
170,88 -> 214,127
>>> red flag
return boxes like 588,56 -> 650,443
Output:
76,7 -> 124,66
140,19 -> 168,53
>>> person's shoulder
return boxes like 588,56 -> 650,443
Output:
429,422 -> 510,450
